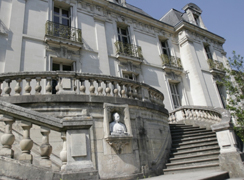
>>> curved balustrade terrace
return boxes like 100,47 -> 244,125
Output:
168,105 -> 222,129
0,71 -> 164,107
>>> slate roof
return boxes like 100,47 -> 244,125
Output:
125,3 -> 152,17
160,9 -> 189,26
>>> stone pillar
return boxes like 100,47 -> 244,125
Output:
0,115 -> 15,158
19,121 -> 33,163
60,132 -> 67,171
40,127 -> 52,167
211,109 -> 244,178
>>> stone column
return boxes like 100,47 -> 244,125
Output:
60,132 -> 67,171
0,115 -> 15,158
19,121 -> 33,163
40,127 -> 52,167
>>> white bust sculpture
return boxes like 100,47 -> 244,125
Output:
109,112 -> 128,135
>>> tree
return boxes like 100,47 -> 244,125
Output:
222,51 -> 244,141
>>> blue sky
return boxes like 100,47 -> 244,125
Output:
127,0 -> 244,59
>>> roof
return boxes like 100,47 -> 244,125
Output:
160,9 -> 189,26
125,3 -> 152,17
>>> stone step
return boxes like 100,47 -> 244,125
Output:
172,137 -> 218,148
166,157 -> 219,169
172,134 -> 217,143
170,124 -> 194,128
164,163 -> 220,175
170,127 -> 206,133
172,131 -> 215,139
171,141 -> 219,152
169,152 -> 220,163
170,146 -> 220,158
171,129 -> 213,136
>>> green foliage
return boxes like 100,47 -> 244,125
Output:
222,51 -> 244,141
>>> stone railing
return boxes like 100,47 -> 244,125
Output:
160,54 -> 183,69
207,59 -> 225,71
168,106 -> 222,129
45,21 -> 82,43
0,71 -> 164,106
114,41 -> 143,59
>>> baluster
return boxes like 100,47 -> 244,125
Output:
136,86 -> 142,100
0,115 -> 15,158
120,82 -> 127,98
181,109 -> 186,119
73,78 -> 77,93
35,77 -> 42,95
113,81 -> 119,97
40,127 -> 52,167
132,86 -> 137,99
24,78 -> 32,95
203,111 -> 208,119
97,80 -> 103,95
3,79 -> 11,96
14,78 -> 22,96
172,112 -> 176,123
192,109 -> 197,120
0,81 -> 2,96
19,121 -> 33,163
168,113 -> 172,123
60,132 -> 67,171
55,77 -> 61,93
217,114 -> 221,121
188,109 -> 193,119
89,79 -> 96,95
127,84 -> 133,98
206,111 -> 211,120
45,77 -> 52,94
105,81 -> 111,96
79,79 -> 86,94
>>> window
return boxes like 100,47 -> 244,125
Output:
217,84 -> 226,108
53,7 -> 71,39
52,61 -> 73,94
123,72 -> 138,81
54,7 -> 70,26
117,27 -> 130,44
193,14 -> 199,26
169,83 -> 181,109
161,40 -> 171,59
204,45 -> 212,60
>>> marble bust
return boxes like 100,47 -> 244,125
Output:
109,112 -> 128,135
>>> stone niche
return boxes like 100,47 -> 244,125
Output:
103,103 -> 133,154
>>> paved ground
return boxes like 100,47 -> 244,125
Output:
141,170 -> 244,180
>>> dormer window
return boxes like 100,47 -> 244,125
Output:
193,14 -> 199,26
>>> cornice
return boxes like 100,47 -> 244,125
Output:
174,20 -> 225,44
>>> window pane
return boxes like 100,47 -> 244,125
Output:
121,29 -> 127,35
117,27 -> 120,34
54,16 -> 59,24
62,9 -> 69,17
54,7 -> 59,15
161,41 -> 166,48
52,63 -> 60,71
63,65 -> 72,71
122,37 -> 128,43
62,19 -> 69,26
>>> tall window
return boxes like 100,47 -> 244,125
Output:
161,40 -> 171,59
194,14 -> 200,26
53,7 -> 71,39
169,83 -> 181,109
217,84 -> 226,108
204,45 -> 212,60
117,27 -> 130,44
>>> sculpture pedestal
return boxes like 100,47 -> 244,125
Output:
105,135 -> 133,154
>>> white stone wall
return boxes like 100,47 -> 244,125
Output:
0,0 -> 228,111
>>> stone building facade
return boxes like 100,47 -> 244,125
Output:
0,0 -> 242,179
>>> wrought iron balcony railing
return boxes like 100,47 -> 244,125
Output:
207,59 -> 225,71
114,41 -> 143,59
160,54 -> 183,69
45,21 -> 82,43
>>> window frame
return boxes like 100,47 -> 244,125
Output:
161,40 -> 171,59
117,26 -> 130,44
54,7 -> 71,26
204,45 -> 212,60
169,83 -> 181,109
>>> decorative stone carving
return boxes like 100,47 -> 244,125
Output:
166,72 -> 181,82
103,103 -> 133,154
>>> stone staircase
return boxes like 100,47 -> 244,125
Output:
163,124 -> 222,175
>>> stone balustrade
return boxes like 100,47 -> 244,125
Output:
0,71 -> 164,106
168,106 -> 222,129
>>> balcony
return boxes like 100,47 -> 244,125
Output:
160,54 -> 183,74
207,59 -> 225,77
45,21 -> 82,49
114,41 -> 143,61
